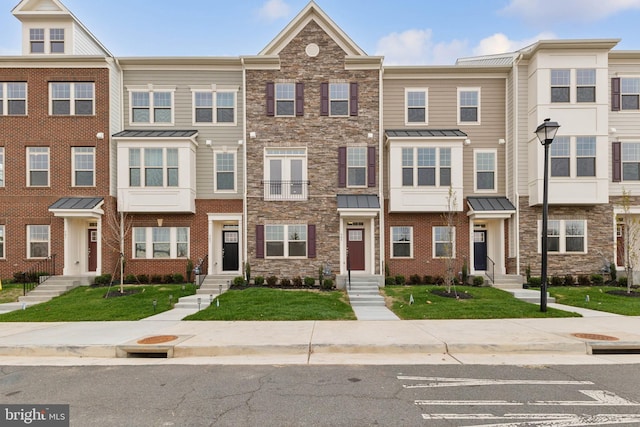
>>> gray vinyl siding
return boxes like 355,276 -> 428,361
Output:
72,25 -> 105,56
516,64 -> 529,195
383,77 -> 507,197
121,69 -> 244,199
109,62 -> 122,197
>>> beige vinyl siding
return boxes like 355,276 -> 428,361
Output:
516,64 -> 530,195
109,62 -> 122,197
121,69 -> 244,199
72,25 -> 105,55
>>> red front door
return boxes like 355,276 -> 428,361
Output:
347,229 -> 365,271
88,229 -> 97,272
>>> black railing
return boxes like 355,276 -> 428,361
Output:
262,180 -> 310,200
486,255 -> 495,285
193,254 -> 208,287
20,254 -> 56,295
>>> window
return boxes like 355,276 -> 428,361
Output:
0,225 -> 4,258
551,69 -> 570,102
458,88 -> 480,123
621,78 -> 640,110
576,136 -> 596,177
622,142 -> 640,180
50,28 -> 64,53
50,83 -> 94,115
30,28 -> 44,53
347,147 -> 366,187
130,88 -> 174,124
265,224 -> 307,258
1,82 -> 27,115
543,220 -> 585,253
475,150 -> 496,191
320,82 -> 358,116
276,83 -> 295,116
133,227 -> 190,259
577,69 -> 595,102
264,149 -> 307,200
391,226 -> 412,258
550,136 -> 570,177
406,89 -> 427,124
128,148 -> 179,187
215,152 -> 235,191
401,147 -> 451,187
27,147 -> 49,187
0,147 -> 3,187
27,225 -> 49,258
433,226 -> 455,258
73,147 -> 95,186
193,90 -> 236,124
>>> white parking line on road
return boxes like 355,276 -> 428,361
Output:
399,376 -> 594,388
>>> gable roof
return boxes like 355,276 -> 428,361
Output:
259,1 -> 365,57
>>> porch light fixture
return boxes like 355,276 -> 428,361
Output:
464,139 -> 471,145
534,118 -> 560,312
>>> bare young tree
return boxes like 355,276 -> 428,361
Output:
103,206 -> 132,294
619,189 -> 639,294
441,187 -> 458,295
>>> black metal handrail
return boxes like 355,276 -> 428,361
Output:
262,180 -> 310,200
20,254 -> 56,295
194,254 -> 208,287
486,255 -> 495,285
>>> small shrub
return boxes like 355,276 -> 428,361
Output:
434,275 -> 444,285
266,275 -> 278,287
563,274 -> 574,286
384,263 -> 390,278
254,276 -> 264,286
304,276 -> 316,286
93,274 -> 111,285
280,277 -> 291,287
577,274 -> 590,286
233,276 -> 245,286
525,264 -> 531,282
321,278 -> 334,290
472,276 -> 484,287
590,274 -> 604,285
137,274 -> 149,284
609,263 -> 617,282
423,275 -> 434,285
618,276 -> 628,287
186,259 -> 193,282
410,274 -> 422,284
124,274 -> 137,284
550,276 -> 563,287
385,277 -> 396,286
394,275 -> 405,285
292,276 -> 303,287
461,259 -> 468,285
172,273 -> 184,283
245,262 -> 251,284
163,274 -> 174,284
528,276 -> 541,287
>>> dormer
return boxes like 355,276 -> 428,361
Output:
12,0 -> 112,56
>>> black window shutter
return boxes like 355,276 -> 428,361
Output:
611,77 -> 621,111
350,82 -> 359,116
338,146 -> 347,187
367,146 -> 376,187
256,225 -> 265,258
296,82 -> 304,116
320,82 -> 329,116
308,224 -> 316,258
612,141 -> 621,182
266,82 -> 275,116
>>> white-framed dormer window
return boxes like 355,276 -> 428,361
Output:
391,226 -> 413,258
214,151 -> 236,192
29,28 -> 44,53
50,28 -> 64,53
433,226 -> 455,258
551,69 -> 570,103
128,86 -> 175,125
405,88 -> 428,124
27,147 -> 49,187
539,219 -> 586,253
128,148 -> 178,187
27,225 -> 49,258
192,86 -> 237,125
72,147 -> 95,187
29,27 -> 65,54
1,82 -> 27,115
474,150 -> 496,192
50,82 -> 94,115
458,87 -> 480,124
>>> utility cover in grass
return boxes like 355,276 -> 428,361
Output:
430,288 -> 473,299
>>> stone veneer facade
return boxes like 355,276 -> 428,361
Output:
245,21 -> 381,279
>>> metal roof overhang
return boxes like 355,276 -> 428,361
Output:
467,196 -> 516,219
49,197 -> 105,218
336,194 -> 380,217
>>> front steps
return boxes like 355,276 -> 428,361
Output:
172,274 -> 233,310
490,273 -> 556,303
346,276 -> 400,320
16,275 -> 91,306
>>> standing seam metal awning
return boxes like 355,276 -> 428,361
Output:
49,197 -> 104,218
337,194 -> 380,209
467,196 -> 516,219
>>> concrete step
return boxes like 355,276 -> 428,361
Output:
17,295 -> 53,303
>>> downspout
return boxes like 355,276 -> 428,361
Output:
241,57 -> 248,272
378,61 -> 385,278
513,52 -> 523,276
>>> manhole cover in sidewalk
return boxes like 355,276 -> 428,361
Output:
571,333 -> 619,341
137,335 -> 179,345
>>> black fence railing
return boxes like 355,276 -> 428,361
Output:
18,254 -> 56,296
194,254 -> 208,287
486,255 -> 495,285
262,180 -> 310,200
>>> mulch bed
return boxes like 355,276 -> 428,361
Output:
103,289 -> 142,298
430,289 -> 474,299
606,290 -> 640,297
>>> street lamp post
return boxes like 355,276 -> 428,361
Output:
535,118 -> 560,312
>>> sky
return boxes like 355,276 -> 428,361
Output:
2,0 -> 640,65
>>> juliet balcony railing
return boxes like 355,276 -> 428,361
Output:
262,180 -> 310,201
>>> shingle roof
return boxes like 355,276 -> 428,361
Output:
385,129 -> 467,138
49,197 -> 104,210
112,130 -> 198,138
467,196 -> 516,212
337,194 -> 380,209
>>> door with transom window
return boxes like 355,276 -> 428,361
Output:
347,228 -> 365,271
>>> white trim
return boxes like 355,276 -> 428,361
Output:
26,146 -> 50,187
71,147 -> 95,187
126,85 -> 176,126
191,86 -> 238,126
390,226 -> 413,259
474,149 -> 498,193
404,87 -> 428,125
49,82 -> 95,116
213,149 -> 237,193
457,86 -> 481,125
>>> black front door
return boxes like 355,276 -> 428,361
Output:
222,230 -> 239,271
474,230 -> 487,271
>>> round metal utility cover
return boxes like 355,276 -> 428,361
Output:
571,333 -> 619,341
137,335 -> 179,345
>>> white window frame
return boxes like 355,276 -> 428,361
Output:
576,68 -> 596,103
539,219 -> 587,254
72,147 -> 95,187
265,224 -> 308,258
191,86 -> 237,125
0,225 -> 4,259
49,28 -> 65,53
622,142 -> 640,181
49,82 -> 95,116
457,87 -> 480,124
391,226 -> 413,258
29,28 -> 44,53
1,82 -> 27,116
433,226 -> 455,259
551,69 -> 571,103
474,149 -> 497,193
576,136 -> 596,177
132,227 -> 190,259
27,225 -> 50,259
405,88 -> 428,125
27,147 -> 49,187
621,77 -> 640,110
550,136 -> 570,178
214,150 -> 236,192
401,146 -> 451,188
128,148 -> 179,188
329,82 -> 349,117
347,147 -> 367,187
264,148 -> 308,200
275,82 -> 295,117
127,85 -> 175,125
0,147 -> 4,187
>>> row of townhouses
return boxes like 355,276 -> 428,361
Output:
2,0 -> 640,287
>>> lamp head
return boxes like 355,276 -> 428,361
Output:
535,118 -> 560,146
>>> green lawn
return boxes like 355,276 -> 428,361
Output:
0,282 -> 24,304
0,284 -> 195,322
383,285 -> 580,319
547,286 -> 640,316
184,287 -> 356,320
